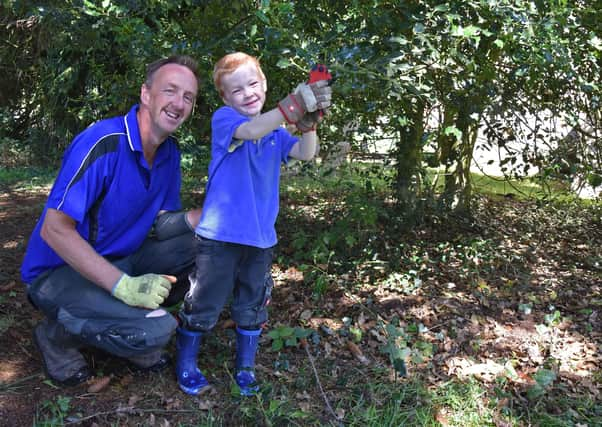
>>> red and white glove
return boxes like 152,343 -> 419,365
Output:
278,80 -> 331,125
294,64 -> 334,133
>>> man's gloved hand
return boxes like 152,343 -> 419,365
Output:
278,80 -> 332,125
112,273 -> 173,309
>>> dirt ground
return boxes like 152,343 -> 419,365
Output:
0,186 -> 600,426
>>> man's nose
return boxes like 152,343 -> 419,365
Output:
172,93 -> 186,108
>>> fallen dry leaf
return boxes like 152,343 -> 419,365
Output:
128,394 -> 143,406
299,309 -> 313,320
347,341 -> 370,365
0,281 -> 16,292
87,376 -> 111,393
198,399 -> 217,411
435,407 -> 450,426
220,319 -> 236,329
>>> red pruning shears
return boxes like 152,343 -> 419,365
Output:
308,63 -> 332,84
308,64 -> 332,118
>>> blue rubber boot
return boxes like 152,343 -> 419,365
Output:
175,327 -> 209,395
235,327 -> 261,396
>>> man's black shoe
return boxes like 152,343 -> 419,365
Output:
33,321 -> 91,386
128,351 -> 171,374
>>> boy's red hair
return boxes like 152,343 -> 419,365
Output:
213,52 -> 266,96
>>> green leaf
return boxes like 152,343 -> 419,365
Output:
267,330 -> 281,339
534,369 -> 556,388
463,25 -> 480,37
388,36 -> 408,45
294,327 -> 312,338
276,58 -> 291,69
280,326 -> 295,337
271,339 -> 283,352
255,10 -> 270,24
444,126 -> 462,141
82,0 -> 101,16
589,35 -> 602,50
527,383 -> 545,400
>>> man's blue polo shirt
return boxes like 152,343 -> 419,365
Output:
196,106 -> 298,248
21,105 -> 182,284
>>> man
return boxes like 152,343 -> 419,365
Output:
21,55 -> 201,386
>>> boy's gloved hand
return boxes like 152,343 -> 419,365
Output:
278,80 -> 332,124
112,273 -> 173,309
296,109 -> 330,133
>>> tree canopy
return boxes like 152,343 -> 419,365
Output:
1,0 -> 600,216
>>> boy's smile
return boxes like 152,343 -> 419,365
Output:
221,62 -> 266,117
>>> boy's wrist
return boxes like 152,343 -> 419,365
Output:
278,94 -> 305,124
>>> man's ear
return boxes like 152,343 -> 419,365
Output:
140,84 -> 150,105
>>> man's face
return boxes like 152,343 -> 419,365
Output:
141,63 -> 198,138
220,62 -> 266,117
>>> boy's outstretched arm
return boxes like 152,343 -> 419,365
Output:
234,108 -> 285,141
289,131 -> 318,161
234,80 -> 331,142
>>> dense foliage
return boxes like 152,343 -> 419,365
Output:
1,0 -> 600,217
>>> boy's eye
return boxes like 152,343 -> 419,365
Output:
250,81 -> 258,87
232,89 -> 241,94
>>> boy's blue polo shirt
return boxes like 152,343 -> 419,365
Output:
21,104 -> 183,284
196,106 -> 298,248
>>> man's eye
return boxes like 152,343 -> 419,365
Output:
163,88 -> 175,95
184,95 -> 194,104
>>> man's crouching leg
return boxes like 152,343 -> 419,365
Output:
33,318 -> 91,386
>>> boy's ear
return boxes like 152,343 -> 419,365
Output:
262,79 -> 267,92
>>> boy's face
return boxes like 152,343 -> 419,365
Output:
220,62 -> 266,117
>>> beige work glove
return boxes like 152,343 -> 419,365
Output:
278,80 -> 332,124
112,273 -> 172,309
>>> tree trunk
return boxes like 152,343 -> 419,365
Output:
394,100 -> 425,220
439,106 -> 479,216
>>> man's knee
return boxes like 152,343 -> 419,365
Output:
72,309 -> 178,358
153,211 -> 194,241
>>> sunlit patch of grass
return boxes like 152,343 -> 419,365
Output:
0,167 -> 56,190
342,376 -> 436,427
471,174 -> 548,198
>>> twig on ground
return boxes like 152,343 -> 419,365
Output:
64,407 -> 197,425
302,340 -> 342,424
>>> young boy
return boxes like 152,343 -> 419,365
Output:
175,52 -> 332,396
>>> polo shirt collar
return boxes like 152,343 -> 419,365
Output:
124,104 -> 143,152
123,104 -> 173,166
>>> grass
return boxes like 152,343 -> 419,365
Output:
0,166 -> 56,190
280,161 -> 577,203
